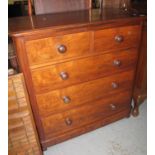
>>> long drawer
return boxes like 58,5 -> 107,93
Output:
36,70 -> 134,116
41,90 -> 131,138
31,49 -> 138,93
94,25 -> 141,53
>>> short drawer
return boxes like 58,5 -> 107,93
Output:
94,25 -> 141,52
36,70 -> 134,116
25,32 -> 91,66
31,49 -> 138,93
41,90 -> 131,137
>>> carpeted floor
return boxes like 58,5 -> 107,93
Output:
44,100 -> 147,155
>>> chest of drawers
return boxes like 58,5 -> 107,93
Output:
9,8 -> 145,150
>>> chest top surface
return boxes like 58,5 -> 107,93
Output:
9,8 -> 145,37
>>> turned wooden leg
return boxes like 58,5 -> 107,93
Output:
132,96 -> 139,117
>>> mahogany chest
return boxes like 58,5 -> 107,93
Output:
9,8 -> 145,150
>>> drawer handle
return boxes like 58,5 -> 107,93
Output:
111,82 -> 119,89
62,96 -> 71,104
65,118 -> 72,126
60,72 -> 69,80
115,35 -> 124,43
110,104 -> 117,110
113,60 -> 121,67
57,45 -> 67,53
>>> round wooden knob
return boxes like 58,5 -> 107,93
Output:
62,96 -> 71,104
110,104 -> 117,110
65,118 -> 72,126
111,82 -> 119,89
57,45 -> 67,53
113,60 -> 121,67
60,72 -> 69,80
115,35 -> 124,43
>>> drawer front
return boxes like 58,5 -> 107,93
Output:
31,49 -> 138,93
41,90 -> 131,137
36,70 -> 134,116
25,32 -> 91,66
94,25 -> 141,52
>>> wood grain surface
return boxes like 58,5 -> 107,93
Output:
8,8 -> 145,37
94,25 -> 141,52
36,70 -> 134,116
26,32 -> 91,66
31,49 -> 138,93
41,90 -> 131,137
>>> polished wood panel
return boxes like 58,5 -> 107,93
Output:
36,70 -> 134,116
8,8 -> 145,37
34,0 -> 91,15
41,90 -> 131,137
31,49 -> 138,94
25,25 -> 140,67
94,25 -> 141,52
42,109 -> 130,147
26,32 -> 91,66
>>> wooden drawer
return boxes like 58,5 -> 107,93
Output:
41,90 -> 131,138
25,32 -> 91,66
94,25 -> 141,52
31,49 -> 138,93
36,70 -> 134,116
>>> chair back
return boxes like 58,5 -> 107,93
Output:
33,0 -> 92,15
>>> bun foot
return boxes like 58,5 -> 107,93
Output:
132,97 -> 139,117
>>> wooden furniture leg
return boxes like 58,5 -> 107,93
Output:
132,95 -> 139,117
